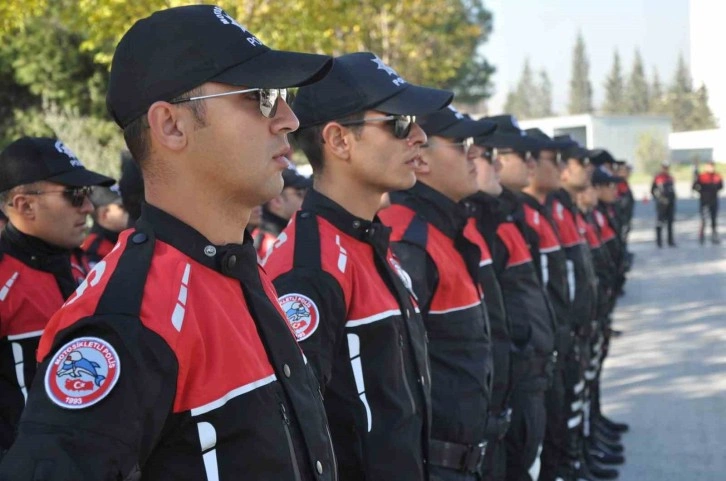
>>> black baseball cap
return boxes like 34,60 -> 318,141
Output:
282,168 -> 311,189
292,52 -> 453,128
555,135 -> 591,164
0,137 -> 115,192
474,115 -> 543,151
90,185 -> 123,208
418,106 -> 496,139
592,167 -> 622,186
107,5 -> 333,128
524,128 -> 560,150
589,149 -> 617,167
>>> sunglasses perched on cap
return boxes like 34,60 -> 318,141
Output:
337,115 -> 416,139
18,186 -> 94,207
171,88 -> 288,118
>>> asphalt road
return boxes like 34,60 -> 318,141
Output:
601,192 -> 726,481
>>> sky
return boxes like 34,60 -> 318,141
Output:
483,0 -> 691,114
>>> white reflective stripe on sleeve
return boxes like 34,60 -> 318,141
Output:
573,380 -> 585,394
566,260 -> 575,302
190,374 -> 277,416
429,300 -> 482,315
541,254 -> 549,286
346,309 -> 400,328
0,272 -> 19,301
568,414 -> 583,429
7,329 -> 44,341
11,342 -> 27,403
528,443 -> 543,481
348,333 -> 372,432
172,263 -> 192,332
571,399 -> 584,412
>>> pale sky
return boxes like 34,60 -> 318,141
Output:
484,0 -> 691,114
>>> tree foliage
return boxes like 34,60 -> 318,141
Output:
636,131 -> 668,175
503,60 -> 553,119
624,49 -> 649,114
602,50 -> 625,114
567,32 -> 593,114
666,54 -> 717,131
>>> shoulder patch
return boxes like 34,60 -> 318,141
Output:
44,337 -> 121,409
278,293 -> 320,341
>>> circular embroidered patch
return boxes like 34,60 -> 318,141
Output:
44,337 -> 121,409
278,293 -> 320,341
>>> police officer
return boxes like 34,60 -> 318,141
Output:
379,106 -> 496,481
264,52 -> 452,481
651,161 -> 677,247
0,5 -> 336,480
692,160 -> 723,244
255,167 -> 310,259
118,151 -> 143,227
81,186 -> 129,266
613,161 -> 634,243
0,137 -> 114,452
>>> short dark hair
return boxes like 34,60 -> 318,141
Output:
123,86 -> 207,165
291,111 -> 366,173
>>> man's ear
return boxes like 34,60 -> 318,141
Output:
8,192 -> 36,221
321,123 -> 353,161
147,102 -> 190,153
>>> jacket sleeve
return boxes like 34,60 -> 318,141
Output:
0,316 -> 177,481
389,242 -> 438,317
272,268 -> 347,391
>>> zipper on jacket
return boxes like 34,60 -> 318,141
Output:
280,403 -> 303,481
399,334 -> 417,414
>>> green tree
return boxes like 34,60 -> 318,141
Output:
602,49 -> 625,114
649,67 -> 666,114
688,84 -> 718,130
533,69 -> 554,118
635,130 -> 669,174
568,32 -> 593,114
667,54 -> 694,131
625,49 -> 649,114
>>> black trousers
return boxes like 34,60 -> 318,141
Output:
700,201 -> 719,235
504,387 -> 547,481
430,465 -> 480,481
656,202 -> 675,245
481,439 -> 507,481
538,366 -> 567,481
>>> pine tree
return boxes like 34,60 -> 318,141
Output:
650,67 -> 665,114
688,84 -> 718,129
625,49 -> 650,114
667,53 -> 694,131
602,49 -> 625,114
533,70 -> 554,118
568,32 -> 593,114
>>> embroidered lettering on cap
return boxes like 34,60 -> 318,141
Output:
278,293 -> 320,341
371,56 -> 406,87
44,336 -> 121,409
54,140 -> 83,167
447,105 -> 465,120
212,6 -> 263,47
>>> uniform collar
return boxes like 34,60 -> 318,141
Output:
301,189 -> 391,246
138,203 -> 257,278
466,191 -> 508,224
390,181 -> 468,238
0,222 -> 70,261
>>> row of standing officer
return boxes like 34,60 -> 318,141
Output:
0,4 -> 630,481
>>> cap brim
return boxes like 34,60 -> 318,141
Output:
436,118 -> 497,139
374,84 -> 454,116
475,132 -> 542,151
47,169 -> 115,188
212,50 -> 333,89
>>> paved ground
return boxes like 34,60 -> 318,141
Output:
602,192 -> 726,481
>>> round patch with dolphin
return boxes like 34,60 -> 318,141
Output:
44,337 -> 121,409
278,293 -> 320,342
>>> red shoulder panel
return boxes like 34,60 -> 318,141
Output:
523,204 -> 560,252
550,200 -> 585,248
496,223 -> 533,268
464,217 -> 492,265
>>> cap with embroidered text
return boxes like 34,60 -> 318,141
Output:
474,115 -> 543,151
292,52 -> 453,128
418,106 -> 496,139
0,137 -> 115,192
107,4 -> 333,128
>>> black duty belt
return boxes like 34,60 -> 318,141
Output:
429,438 -> 487,474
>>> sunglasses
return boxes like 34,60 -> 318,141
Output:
496,149 -> 532,161
337,115 -> 416,139
423,137 -> 474,153
171,88 -> 288,118
23,186 -> 94,207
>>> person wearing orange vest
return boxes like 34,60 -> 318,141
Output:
81,186 -> 129,267
0,137 -> 114,453
692,160 -> 723,244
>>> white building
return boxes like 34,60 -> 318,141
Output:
690,0 -> 724,128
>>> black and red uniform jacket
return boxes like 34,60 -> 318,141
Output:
80,223 -> 119,267
0,205 -> 336,481
549,190 -> 598,337
693,171 -> 723,205
615,180 -> 635,228
583,209 -> 616,324
0,224 -> 88,450
519,193 -> 574,357
264,189 -> 431,481
467,191 -> 555,387
380,182 -> 493,449
651,173 -> 676,205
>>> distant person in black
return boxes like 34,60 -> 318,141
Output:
692,160 -> 723,244
651,161 -> 676,247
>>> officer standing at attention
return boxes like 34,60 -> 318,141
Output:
692,160 -> 723,244
379,106 -> 496,481
264,52 -> 452,481
651,161 -> 677,247
80,186 -> 129,266
0,5 -> 337,480
0,137 -> 114,454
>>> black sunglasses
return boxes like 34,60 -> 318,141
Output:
171,88 -> 288,119
22,186 -> 94,207
337,115 -> 416,139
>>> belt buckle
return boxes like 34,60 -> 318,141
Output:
464,441 -> 487,473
